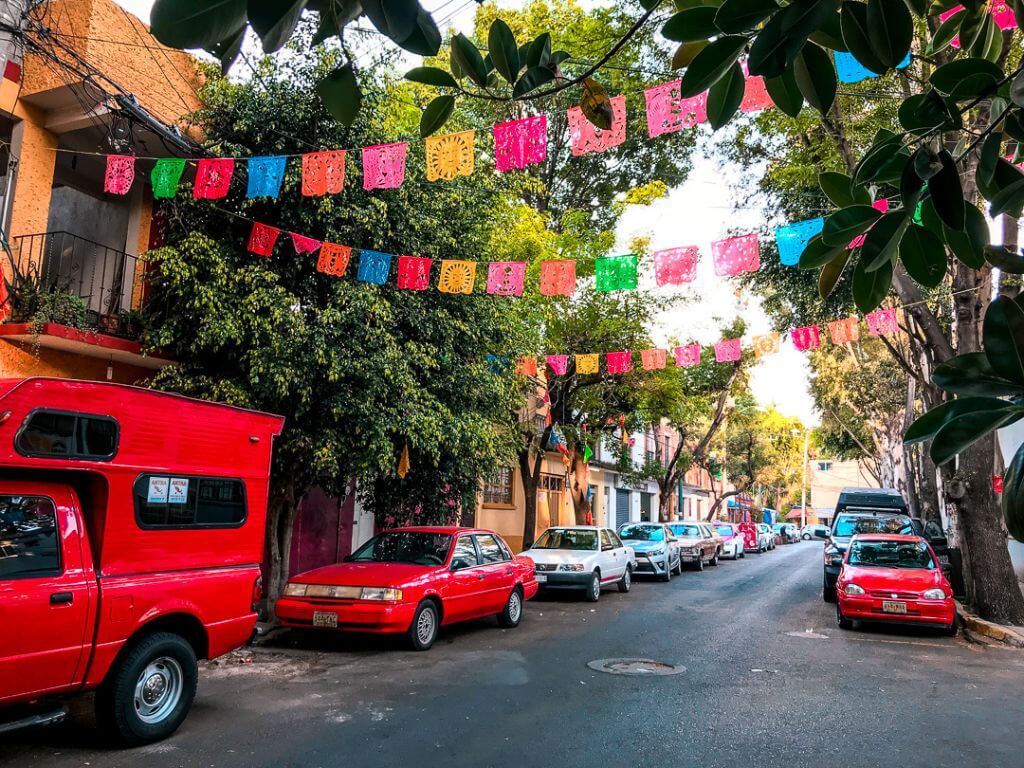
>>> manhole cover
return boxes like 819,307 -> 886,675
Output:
586,658 -> 686,676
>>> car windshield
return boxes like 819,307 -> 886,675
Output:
833,514 -> 914,537
670,524 -> 701,537
349,532 -> 452,566
849,540 -> 935,570
619,525 -> 664,541
715,525 -> 732,536
533,529 -> 598,550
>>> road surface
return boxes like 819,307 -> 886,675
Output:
4,542 -> 1023,768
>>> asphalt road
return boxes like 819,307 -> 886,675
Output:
4,542 -> 1024,768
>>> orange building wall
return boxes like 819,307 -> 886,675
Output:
0,339 -> 152,384
7,105 -> 57,239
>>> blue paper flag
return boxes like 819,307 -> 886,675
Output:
835,52 -> 911,84
776,217 -> 824,266
246,155 -> 288,198
356,250 -> 392,285
486,354 -> 511,374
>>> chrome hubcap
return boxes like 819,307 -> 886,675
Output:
509,592 -> 521,622
592,577 -> 600,598
133,657 -> 183,724
416,607 -> 436,644
624,569 -> 631,588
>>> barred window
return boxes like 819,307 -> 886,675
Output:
483,467 -> 514,506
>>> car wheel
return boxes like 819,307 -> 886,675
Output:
585,571 -> 601,602
618,565 -> 632,593
675,555 -> 683,575
694,554 -> 704,572
497,587 -> 524,628
95,632 -> 198,746
407,600 -> 440,651
836,602 -> 853,630
822,577 -> 837,604
943,613 -> 958,637
662,556 -> 672,582
739,548 -> 745,559
710,549 -> 720,566
803,533 -> 811,540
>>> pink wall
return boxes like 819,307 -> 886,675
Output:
288,487 -> 356,576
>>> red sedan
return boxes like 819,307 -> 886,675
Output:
275,527 -> 539,650
836,534 -> 956,635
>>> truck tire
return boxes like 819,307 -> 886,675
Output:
96,632 -> 198,746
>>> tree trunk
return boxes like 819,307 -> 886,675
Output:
917,447 -> 942,525
518,448 -> 542,551
265,480 -> 298,621
569,452 -> 591,524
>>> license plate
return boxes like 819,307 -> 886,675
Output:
535,573 -> 547,583
881,601 -> 907,614
312,610 -> 338,628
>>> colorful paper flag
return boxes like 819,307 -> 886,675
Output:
493,115 -> 547,172
362,142 -> 407,190
791,325 -> 822,351
246,155 -> 287,198
740,65 -> 772,113
939,2 -> 1015,49
247,222 -> 279,257
397,442 -> 411,479
595,254 -> 638,292
397,256 -> 433,290
866,308 -> 899,336
674,343 -> 701,368
356,250 -> 392,285
425,130 -> 475,181
291,233 -> 322,255
194,158 -> 234,199
104,155 -> 135,195
645,80 -> 707,137
546,355 -> 568,376
653,246 -> 699,286
301,150 -> 345,196
711,234 -> 760,277
834,51 -> 911,83
714,338 -> 742,363
776,217 -> 824,267
752,333 -> 780,357
438,260 -> 476,294
606,351 -> 632,374
517,355 -> 538,377
316,243 -> 351,276
827,316 -> 860,345
641,348 -> 667,370
486,261 -> 527,296
575,353 -> 599,374
567,95 -> 627,156
539,260 -> 576,296
151,157 -> 186,199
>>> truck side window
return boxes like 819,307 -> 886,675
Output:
133,475 -> 247,529
0,495 -> 60,579
16,409 -> 118,461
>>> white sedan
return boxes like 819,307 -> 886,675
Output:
522,526 -> 636,602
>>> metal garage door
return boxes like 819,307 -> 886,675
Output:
615,489 -> 631,528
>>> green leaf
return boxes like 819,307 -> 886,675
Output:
899,91 -> 960,135
809,11 -> 849,50
397,9 -> 442,57
853,131 -> 904,186
930,57 -> 1002,100
1004,110 -> 1024,142
580,78 -> 614,130
799,234 -> 849,268
151,0 -> 247,49
748,0 -> 840,78
513,66 -> 557,98
249,0 -> 308,53
672,41 -> 709,69
405,66 -> 458,88
983,296 -> 1024,384
926,8 -> 964,54
206,27 -> 244,74
315,62 -> 362,125
819,171 -> 871,206
452,34 -> 489,88
680,35 -> 749,97
1011,71 -> 1024,108
419,95 -> 455,138
361,0 -> 418,42
928,150 -> 965,230
899,224 -> 947,287
764,67 -> 803,117
862,210 -> 910,271
865,0 -> 913,69
977,131 -> 1003,196
793,42 -> 836,113
1003,444 -> 1024,542
706,62 -> 746,130
714,0 -> 780,33
899,155 -> 924,210
488,18 -> 520,84
818,249 -> 851,298
821,204 -> 881,245
933,352 -> 1024,397
943,204 -> 988,268
852,251 -> 893,312
905,397 -> 1015,444
840,0 -> 888,75
984,245 -> 1024,273
663,7 -> 721,40
525,32 -> 551,68
931,408 -> 1024,465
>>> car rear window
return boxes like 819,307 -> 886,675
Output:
533,529 -> 597,550
16,409 -> 118,461
670,524 -> 700,537
134,474 -> 247,529
834,514 -> 914,537
715,525 -> 732,536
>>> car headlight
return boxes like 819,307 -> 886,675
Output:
283,583 -> 307,597
683,546 -> 697,554
844,583 -> 865,595
922,588 -> 947,600
559,563 -> 586,571
650,547 -> 665,556
360,587 -> 403,601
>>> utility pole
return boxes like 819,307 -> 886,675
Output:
800,429 -> 809,530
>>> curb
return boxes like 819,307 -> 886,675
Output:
956,601 -> 1024,648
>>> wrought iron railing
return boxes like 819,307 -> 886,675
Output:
10,231 -> 144,338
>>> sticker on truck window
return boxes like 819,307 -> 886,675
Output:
147,476 -> 170,503
168,478 -> 190,504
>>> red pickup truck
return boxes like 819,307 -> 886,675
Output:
0,378 -> 283,745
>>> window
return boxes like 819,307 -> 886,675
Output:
539,475 -> 564,492
451,535 -> 479,569
817,461 -> 833,471
483,467 -> 514,506
609,530 -> 624,548
134,474 -> 247,529
476,534 -> 507,563
0,495 -> 60,579
600,529 -> 613,551
16,409 -> 118,461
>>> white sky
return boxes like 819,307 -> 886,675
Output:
115,0 -> 818,425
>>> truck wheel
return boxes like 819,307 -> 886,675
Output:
96,632 -> 198,746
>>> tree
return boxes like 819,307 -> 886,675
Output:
143,44 -> 523,608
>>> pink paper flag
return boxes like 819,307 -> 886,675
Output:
714,338 -> 742,363
849,199 -> 889,248
653,246 -> 699,286
740,66 -> 772,113
567,95 -> 627,156
104,154 -> 135,195
641,348 -> 667,370
194,158 -> 234,199
941,2 -> 1015,47
291,233 -> 322,255
362,142 -> 408,190
493,115 -> 547,172
546,355 -> 568,376
486,261 -> 527,296
866,308 -> 899,336
791,325 -> 822,351
606,351 -> 632,374
674,343 -> 701,368
711,234 -> 760,277
645,80 -> 708,137
397,256 -> 433,291
247,222 -> 279,257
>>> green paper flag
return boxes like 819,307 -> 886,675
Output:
583,444 -> 593,464
151,157 -> 187,199
595,254 -> 638,291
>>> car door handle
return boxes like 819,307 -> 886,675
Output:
50,592 -> 73,605
505,568 -> 513,575
477,574 -> 485,580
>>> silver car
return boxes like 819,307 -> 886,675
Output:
617,523 -> 681,582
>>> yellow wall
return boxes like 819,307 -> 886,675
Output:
476,454 -> 572,553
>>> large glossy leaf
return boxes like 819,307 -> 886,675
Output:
525,32 -> 552,68
899,156 -> 924,210
799,234 -> 849,268
862,211 -> 909,271
151,0 -> 247,49
818,249 -> 851,298
926,9 -> 965,54
905,396 -> 1016,444
943,204 -> 988,268
513,66 -> 557,98
928,150 -> 965,230
989,175 -> 1024,218
488,18 -> 520,84
839,1 -> 888,75
707,62 -> 746,129
452,34 -> 489,88
395,9 -> 442,56
419,95 -> 454,138
672,41 -> 709,69
931,409 -> 1024,465
405,67 -> 458,88
984,245 -> 1024,273
663,7 -> 721,40
809,11 -> 849,50
899,91 -> 960,135
315,62 -> 361,125
983,296 -> 1024,384
715,0 -> 780,33
821,204 -> 881,245
361,0 -> 418,42
933,352 -> 1024,397
853,131 -> 904,186
1011,70 -> 1024,108
852,251 -> 893,312
764,67 -> 803,117
748,0 -> 840,78
680,36 -> 748,97
930,57 -> 1003,99
819,171 -> 871,206
865,0 -> 913,68
793,42 -> 837,113
899,224 -> 947,287
1002,444 -> 1024,542
206,27 -> 245,73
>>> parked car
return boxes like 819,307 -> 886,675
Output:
773,523 -> 800,543
669,521 -> 720,570
713,522 -> 745,559
738,522 -> 760,553
756,523 -> 775,551
521,526 -> 634,601
836,534 -> 956,635
277,527 -> 538,651
617,522 -> 681,581
0,378 -> 284,745
801,523 -> 829,540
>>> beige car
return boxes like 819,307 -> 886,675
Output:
668,521 -> 721,570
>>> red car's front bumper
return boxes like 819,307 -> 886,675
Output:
838,593 -> 955,627
275,597 -> 418,634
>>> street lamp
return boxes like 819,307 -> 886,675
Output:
793,427 -> 809,530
